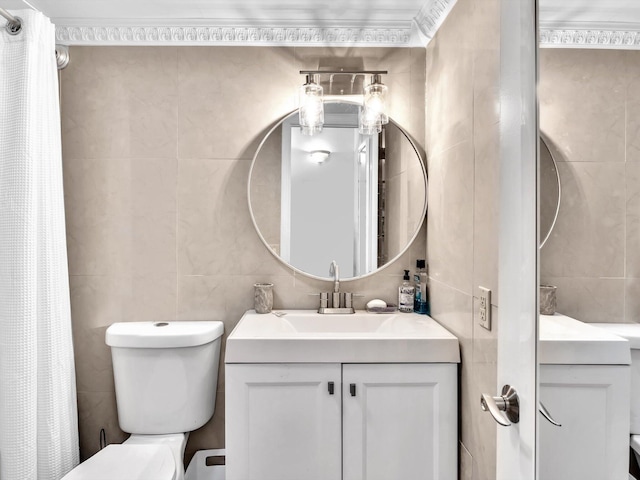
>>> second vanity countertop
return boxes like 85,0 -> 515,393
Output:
539,313 -> 631,365
226,310 -> 460,364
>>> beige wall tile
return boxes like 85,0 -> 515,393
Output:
427,141 -> 474,295
539,49 -> 626,164
177,47 -> 298,160
177,158 -> 291,276
541,162 -> 625,278
473,123 -> 500,304
69,275 -> 132,329
540,276 -> 625,323
63,156 -> 133,276
471,0 -> 500,130
626,278 -> 640,323
76,391 -> 126,461
71,321 -> 115,393
627,162 -> 640,278
61,47 -> 178,160
425,0 -> 474,159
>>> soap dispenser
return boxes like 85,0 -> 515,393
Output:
398,270 -> 415,313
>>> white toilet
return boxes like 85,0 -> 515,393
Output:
590,323 -> 640,474
63,320 -> 224,480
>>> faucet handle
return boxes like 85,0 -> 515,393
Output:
342,292 -> 353,309
308,292 -> 330,309
320,292 -> 329,309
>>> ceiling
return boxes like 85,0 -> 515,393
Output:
3,0 -> 640,48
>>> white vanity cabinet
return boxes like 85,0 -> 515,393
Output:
539,314 -> 631,480
226,362 -> 457,480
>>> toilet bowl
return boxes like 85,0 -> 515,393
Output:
591,323 -> 640,466
62,321 -> 224,480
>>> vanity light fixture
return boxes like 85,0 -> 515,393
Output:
299,70 -> 389,136
299,74 -> 324,136
360,74 -> 389,134
309,150 -> 331,164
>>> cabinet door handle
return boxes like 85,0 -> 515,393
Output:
539,401 -> 561,427
350,383 -> 356,396
328,382 -> 334,395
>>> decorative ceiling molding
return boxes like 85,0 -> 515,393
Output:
540,23 -> 640,50
413,0 -> 458,42
54,23 -> 414,47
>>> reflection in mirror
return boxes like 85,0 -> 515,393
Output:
249,102 -> 427,280
539,135 -> 561,248
537,42 -> 640,480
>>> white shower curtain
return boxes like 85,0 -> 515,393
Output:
0,10 -> 79,480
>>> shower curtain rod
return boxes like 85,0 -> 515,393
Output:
0,7 -> 21,34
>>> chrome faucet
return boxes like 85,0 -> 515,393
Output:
317,261 -> 355,314
329,260 -> 340,307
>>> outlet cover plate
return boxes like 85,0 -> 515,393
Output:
478,286 -> 491,331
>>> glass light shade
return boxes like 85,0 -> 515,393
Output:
358,105 -> 382,136
299,78 -> 324,136
363,76 -> 389,126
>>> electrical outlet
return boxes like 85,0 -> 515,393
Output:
478,287 -> 491,331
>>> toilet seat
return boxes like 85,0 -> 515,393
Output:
61,444 -> 176,480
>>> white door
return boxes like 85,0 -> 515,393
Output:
492,0 -> 538,478
342,363 -> 458,480
225,363 -> 342,480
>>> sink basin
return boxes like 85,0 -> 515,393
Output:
282,313 -> 395,333
225,310 -> 460,363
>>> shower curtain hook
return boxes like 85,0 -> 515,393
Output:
4,16 -> 21,35
0,7 -> 21,35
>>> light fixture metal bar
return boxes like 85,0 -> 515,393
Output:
300,70 -> 388,75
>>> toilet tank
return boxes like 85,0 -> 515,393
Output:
106,321 -> 224,435
591,323 -> 640,434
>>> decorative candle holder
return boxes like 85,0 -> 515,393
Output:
254,283 -> 274,314
539,285 -> 557,315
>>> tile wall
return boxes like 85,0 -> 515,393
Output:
540,49 -> 640,324
59,45 -> 427,462
425,0 -> 501,478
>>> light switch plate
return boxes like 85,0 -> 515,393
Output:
478,286 -> 491,331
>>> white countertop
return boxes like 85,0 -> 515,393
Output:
226,310 -> 461,364
539,313 -> 630,365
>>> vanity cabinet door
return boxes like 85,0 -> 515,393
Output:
539,364 -> 630,480
226,363 -> 342,480
342,363 -> 457,480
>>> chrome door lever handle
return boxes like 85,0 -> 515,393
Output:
481,393 -> 511,426
480,385 -> 520,427
539,401 -> 561,427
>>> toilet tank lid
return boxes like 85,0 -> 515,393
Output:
106,321 -> 224,348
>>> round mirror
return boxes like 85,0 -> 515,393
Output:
540,134 -> 561,248
248,101 -> 427,280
